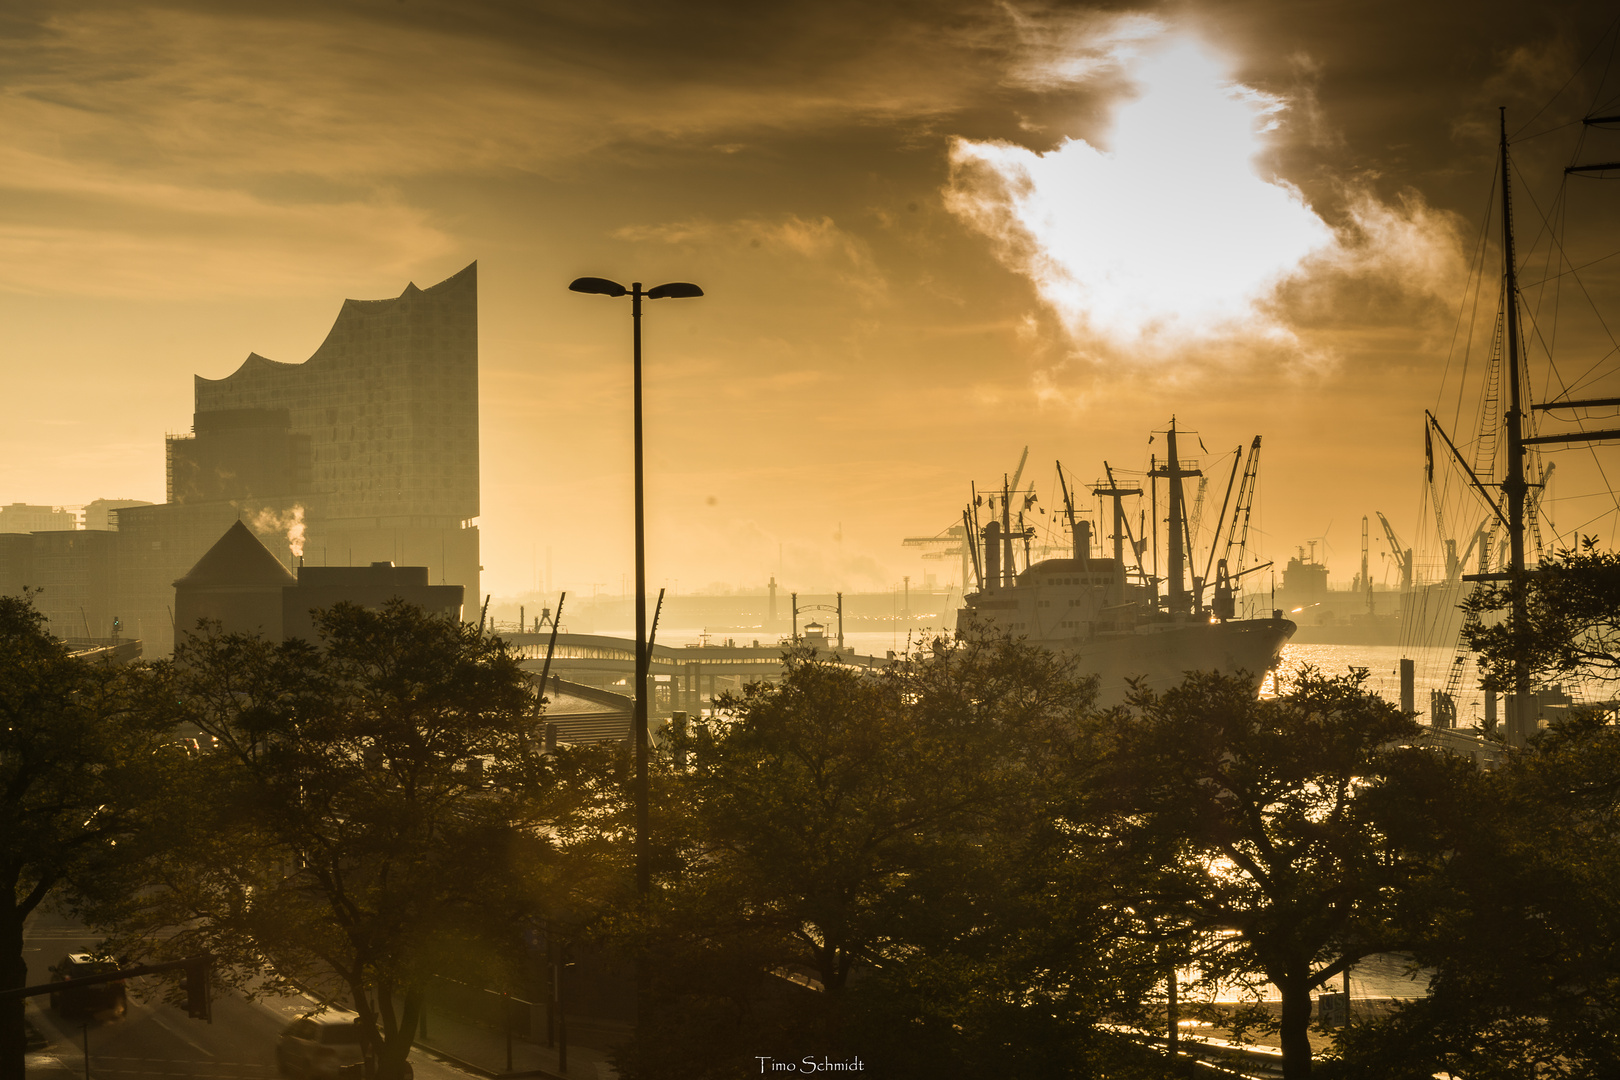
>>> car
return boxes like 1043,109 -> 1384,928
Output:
48,954 -> 126,1019
276,1013 -> 412,1080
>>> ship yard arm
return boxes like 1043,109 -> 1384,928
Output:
1426,410 -> 1513,534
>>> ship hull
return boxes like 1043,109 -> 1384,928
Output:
1039,617 -> 1296,705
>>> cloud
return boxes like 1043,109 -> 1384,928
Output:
0,3 -> 1006,299
945,28 -> 1464,373
947,35 -> 1334,355
0,5 -> 1008,187
996,4 -> 1165,90
0,151 -> 452,297
1272,188 -> 1466,329
613,214 -> 887,300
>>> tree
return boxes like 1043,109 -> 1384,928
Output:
1337,712 -> 1620,1079
1087,668 -> 1430,1080
0,593 -> 167,1080
92,602 -> 616,1080
1463,537 -> 1620,692
627,637 -> 1106,1078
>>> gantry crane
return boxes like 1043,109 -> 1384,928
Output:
902,524 -> 971,591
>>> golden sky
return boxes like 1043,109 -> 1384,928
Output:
3,0 -> 1618,599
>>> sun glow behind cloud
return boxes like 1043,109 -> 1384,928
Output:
948,34 -> 1334,355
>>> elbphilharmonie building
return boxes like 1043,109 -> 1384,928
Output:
110,263 -> 482,653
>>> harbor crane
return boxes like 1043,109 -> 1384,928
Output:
1375,511 -> 1414,593
902,523 -> 971,591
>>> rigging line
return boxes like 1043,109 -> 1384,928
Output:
1510,12 -> 1620,140
1563,505 -> 1620,540
1538,169 -> 1571,406
1538,445 -> 1620,549
1507,147 -> 1562,269
1584,12 -> 1620,117
1440,161 -> 1502,433
1517,247 -> 1620,289
1524,165 -> 1568,403
1587,444 -> 1620,536
1512,155 -> 1620,372
1561,343 -> 1620,398
1515,301 -> 1563,401
1513,118 -> 1588,143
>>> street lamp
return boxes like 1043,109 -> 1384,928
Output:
567,276 -> 703,900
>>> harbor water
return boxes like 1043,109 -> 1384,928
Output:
638,622 -> 1508,726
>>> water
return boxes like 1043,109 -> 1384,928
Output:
598,624 -> 956,660
1197,953 -> 1431,1004
608,625 -> 1517,724
1276,642 -> 1488,723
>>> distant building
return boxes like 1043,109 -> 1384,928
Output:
174,521 -> 464,644
83,499 -> 153,532
0,528 -> 121,641
171,521 -> 298,641
31,530 -> 121,641
118,263 -> 481,654
281,563 -> 465,643
0,503 -> 76,533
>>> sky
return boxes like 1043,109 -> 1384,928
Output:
3,0 -> 1619,602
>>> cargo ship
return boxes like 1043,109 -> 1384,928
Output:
954,421 -> 1295,704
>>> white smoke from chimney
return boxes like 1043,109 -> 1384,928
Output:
249,504 -> 306,559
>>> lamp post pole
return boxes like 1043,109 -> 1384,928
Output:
630,283 -> 649,896
568,276 -> 703,902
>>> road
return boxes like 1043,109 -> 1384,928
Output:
23,909 -> 474,1080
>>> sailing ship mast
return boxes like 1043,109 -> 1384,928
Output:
1464,107 -> 1620,744
1499,108 -> 1534,745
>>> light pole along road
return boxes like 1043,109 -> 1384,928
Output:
566,276 -> 703,899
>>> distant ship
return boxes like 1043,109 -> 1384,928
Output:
954,421 -> 1295,705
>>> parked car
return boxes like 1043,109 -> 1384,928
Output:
48,954 -> 126,1019
276,1014 -> 412,1080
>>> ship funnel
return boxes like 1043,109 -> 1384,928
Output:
984,520 -> 1001,587
1075,519 -> 1091,567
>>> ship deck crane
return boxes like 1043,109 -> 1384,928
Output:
1205,437 -> 1269,618
1003,446 -> 1031,584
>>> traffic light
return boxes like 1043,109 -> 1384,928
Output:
182,955 -> 212,1021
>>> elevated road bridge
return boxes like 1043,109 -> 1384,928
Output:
500,631 -> 896,717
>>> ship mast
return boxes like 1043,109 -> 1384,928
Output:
1151,419 -> 1202,616
1094,464 -> 1143,607
1499,108 -> 1532,745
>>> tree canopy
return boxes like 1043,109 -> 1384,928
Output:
90,602 -> 618,1080
626,638 -> 1115,1078
1337,711 -> 1620,1080
1464,537 -> 1620,691
0,593 -> 167,1080
1086,668 -> 1429,1080
14,587 -> 1613,1080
